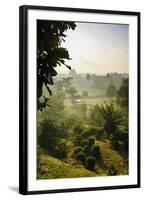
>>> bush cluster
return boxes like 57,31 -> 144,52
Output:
91,144 -> 100,158
74,136 -> 101,171
73,146 -> 84,155
76,152 -> 86,164
80,139 -> 89,148
95,127 -> 105,140
88,136 -> 95,146
111,126 -> 128,151
53,140 -> 67,158
86,156 -> 96,171
74,126 -> 105,145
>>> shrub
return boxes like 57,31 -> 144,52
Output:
88,136 -> 95,146
111,127 -> 128,151
80,128 -> 97,141
54,141 -> 67,158
53,147 -> 62,158
98,101 -> 122,138
87,128 -> 97,136
96,127 -> 105,140
38,119 -> 60,151
80,139 -> 89,148
73,125 -> 86,145
118,130 -> 128,151
73,146 -> 84,155
76,152 -> 86,164
91,144 -> 100,158
74,124 -> 84,134
81,128 -> 97,139
58,140 -> 66,150
74,134 -> 82,146
83,145 -> 90,155
85,156 -> 96,171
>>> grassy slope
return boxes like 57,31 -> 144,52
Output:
37,154 -> 96,180
96,140 -> 128,175
38,140 -> 128,180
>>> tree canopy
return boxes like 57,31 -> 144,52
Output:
37,20 -> 76,111
117,78 -> 128,107
98,101 -> 122,138
106,84 -> 117,98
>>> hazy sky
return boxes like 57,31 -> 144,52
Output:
57,22 -> 129,74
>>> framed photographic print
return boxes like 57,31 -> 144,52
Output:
19,5 -> 140,195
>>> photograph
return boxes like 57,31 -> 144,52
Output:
37,20 -> 129,179
19,5 -> 140,194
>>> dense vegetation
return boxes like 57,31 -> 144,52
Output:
37,20 -> 128,179
37,20 -> 76,111
37,72 -> 129,179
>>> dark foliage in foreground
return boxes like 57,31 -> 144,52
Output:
38,119 -> 67,158
37,20 -> 76,111
76,152 -> 86,164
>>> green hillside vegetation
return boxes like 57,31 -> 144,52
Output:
37,20 -> 129,180
37,153 -> 96,179
37,74 -> 129,179
37,138 -> 128,179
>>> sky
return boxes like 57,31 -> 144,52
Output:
57,22 -> 129,75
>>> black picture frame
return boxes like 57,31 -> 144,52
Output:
19,5 -> 141,195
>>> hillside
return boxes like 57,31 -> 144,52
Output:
37,139 -> 128,180
96,140 -> 128,175
37,154 -> 96,179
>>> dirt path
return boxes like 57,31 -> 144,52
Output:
97,140 -> 128,175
